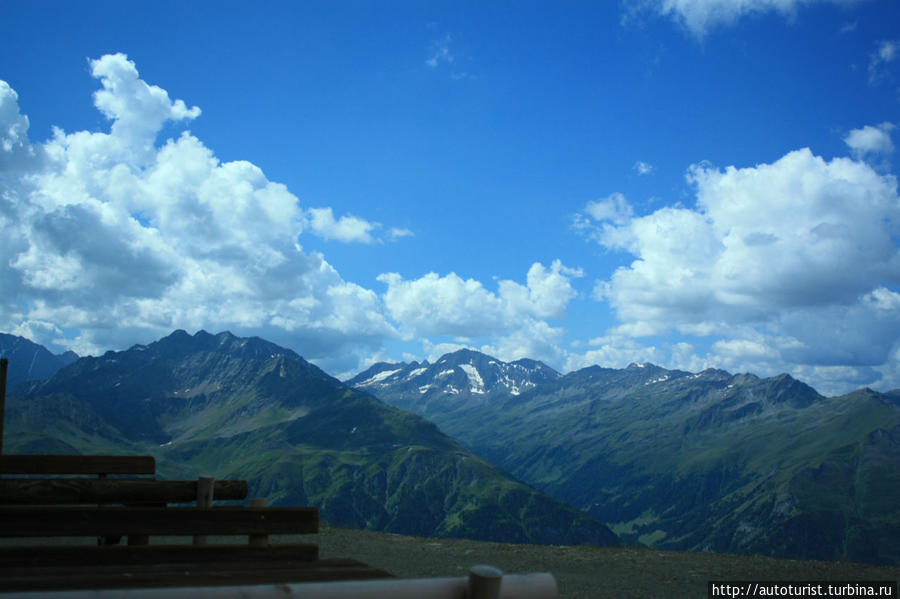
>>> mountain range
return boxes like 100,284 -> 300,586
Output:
4,330 -> 899,565
346,348 -> 560,417
1,330 -> 618,547
349,354 -> 900,565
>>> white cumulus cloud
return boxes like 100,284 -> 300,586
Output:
845,123 -> 896,159
629,0 -> 862,38
377,261 -> 582,365
579,143 -> 900,392
0,53 -> 399,373
306,207 -> 379,244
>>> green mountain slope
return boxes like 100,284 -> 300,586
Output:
3,330 -> 618,547
360,360 -> 900,564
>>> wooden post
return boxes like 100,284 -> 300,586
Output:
193,476 -> 215,545
96,470 -> 119,546
248,498 -> 268,547
468,564 -> 503,599
0,358 -> 8,461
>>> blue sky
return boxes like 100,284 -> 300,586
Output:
1,0 -> 898,394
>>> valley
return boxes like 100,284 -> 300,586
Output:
350,350 -> 900,565
2,330 -> 617,547
3,329 -> 899,567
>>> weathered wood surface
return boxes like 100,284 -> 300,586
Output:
193,475 -> 216,545
0,454 -> 156,475
0,557 -> 392,592
0,478 -> 248,504
0,506 -> 318,537
0,543 -> 319,567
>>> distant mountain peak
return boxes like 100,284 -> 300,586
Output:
347,349 -> 561,412
0,333 -> 79,392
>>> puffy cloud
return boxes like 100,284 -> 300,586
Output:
480,319 -> 569,367
499,261 -> 584,320
584,192 -> 634,225
573,192 -> 636,249
0,81 -> 39,173
844,123 -> 895,159
580,144 -> 900,392
0,54 -> 398,371
90,54 -> 200,164
630,0 -> 861,38
306,207 -> 379,244
377,261 -> 582,366
378,260 -> 582,339
633,161 -> 655,175
378,271 -> 508,339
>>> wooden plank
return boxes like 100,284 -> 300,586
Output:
194,476 -> 215,545
0,558 -> 392,592
0,506 -> 318,537
0,454 -> 156,475
0,543 -> 319,568
0,478 -> 248,504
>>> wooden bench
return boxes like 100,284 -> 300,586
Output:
0,454 -> 245,508
0,453 -> 392,592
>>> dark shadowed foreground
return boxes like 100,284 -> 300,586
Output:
301,524 -> 900,599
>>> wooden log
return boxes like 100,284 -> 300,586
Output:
0,454 -> 156,475
248,498 -> 269,547
0,558 -> 393,593
0,506 -> 318,537
0,543 -> 319,568
0,570 -> 559,597
0,478 -> 248,505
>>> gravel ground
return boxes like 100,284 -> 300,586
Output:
303,525 -> 900,599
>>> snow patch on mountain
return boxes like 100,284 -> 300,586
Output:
459,364 -> 486,394
359,368 -> 402,386
407,367 -> 428,379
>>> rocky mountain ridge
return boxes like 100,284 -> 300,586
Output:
352,352 -> 900,565
346,348 -> 560,417
3,330 -> 619,548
